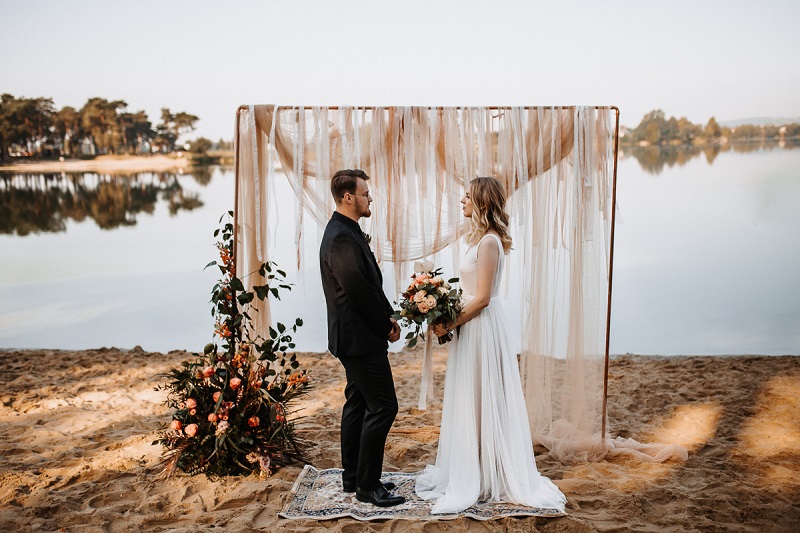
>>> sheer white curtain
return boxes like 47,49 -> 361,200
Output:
234,105 -> 684,462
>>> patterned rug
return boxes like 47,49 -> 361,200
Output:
279,465 -> 566,521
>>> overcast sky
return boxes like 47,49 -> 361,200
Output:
2,0 -> 798,141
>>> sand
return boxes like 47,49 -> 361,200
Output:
0,154 -> 192,174
1,347 -> 798,532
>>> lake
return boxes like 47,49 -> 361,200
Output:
2,142 -> 798,355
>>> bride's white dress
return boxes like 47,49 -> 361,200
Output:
415,233 -> 567,514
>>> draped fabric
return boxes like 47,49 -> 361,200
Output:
233,105 -> 685,463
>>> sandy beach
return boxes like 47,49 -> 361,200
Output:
0,347 -> 798,532
0,154 -> 193,174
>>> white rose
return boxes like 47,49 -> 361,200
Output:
215,420 -> 230,436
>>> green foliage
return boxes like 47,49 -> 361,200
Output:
79,97 -> 128,154
154,211 -> 311,478
156,108 -> 199,152
189,137 -> 213,154
0,93 -> 56,161
704,117 -> 722,138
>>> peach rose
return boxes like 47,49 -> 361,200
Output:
202,366 -> 215,378
417,302 -> 430,313
431,276 -> 443,286
208,413 -> 218,423
424,295 -> 437,308
185,398 -> 197,409
229,377 -> 242,390
212,391 -> 222,402
247,416 -> 260,428
170,419 -> 182,431
413,290 -> 427,303
185,424 -> 198,437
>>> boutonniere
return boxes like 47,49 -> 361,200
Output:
361,231 -> 372,245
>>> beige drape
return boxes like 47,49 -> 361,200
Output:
233,105 -> 684,463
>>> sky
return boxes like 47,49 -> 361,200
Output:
2,0 -> 799,142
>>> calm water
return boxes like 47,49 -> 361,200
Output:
1,143 -> 799,355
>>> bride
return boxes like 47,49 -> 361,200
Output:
415,176 -> 567,514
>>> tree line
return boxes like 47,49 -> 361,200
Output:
625,110 -> 800,146
0,92 -> 205,162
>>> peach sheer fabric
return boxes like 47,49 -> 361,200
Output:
234,105 -> 685,463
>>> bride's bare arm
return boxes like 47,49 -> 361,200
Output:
434,236 -> 500,336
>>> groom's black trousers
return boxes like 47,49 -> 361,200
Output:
338,351 -> 399,491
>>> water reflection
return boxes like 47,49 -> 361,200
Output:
0,171 -> 208,235
622,140 -> 800,175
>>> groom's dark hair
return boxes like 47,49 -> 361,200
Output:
331,169 -> 370,203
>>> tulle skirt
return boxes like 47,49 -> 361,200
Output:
415,300 -> 567,514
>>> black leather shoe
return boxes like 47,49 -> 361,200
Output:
342,480 -> 395,493
355,485 -> 405,507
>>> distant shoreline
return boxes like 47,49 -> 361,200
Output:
0,151 -> 234,174
620,136 -> 800,148
0,154 -> 191,174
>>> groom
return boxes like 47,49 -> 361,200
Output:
319,169 -> 405,507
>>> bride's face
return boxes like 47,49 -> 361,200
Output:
461,192 -> 473,218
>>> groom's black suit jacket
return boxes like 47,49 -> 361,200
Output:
319,211 -> 394,358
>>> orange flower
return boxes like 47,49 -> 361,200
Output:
212,391 -> 221,402
215,323 -> 233,338
170,419 -> 182,431
203,366 -> 215,378
185,398 -> 197,409
208,413 -> 218,423
288,371 -> 309,386
185,424 -> 198,437
229,377 -> 242,390
247,416 -> 260,428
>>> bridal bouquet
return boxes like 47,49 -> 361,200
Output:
394,260 -> 462,348
154,212 -> 311,478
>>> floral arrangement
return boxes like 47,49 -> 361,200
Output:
154,211 -> 311,478
394,260 -> 463,348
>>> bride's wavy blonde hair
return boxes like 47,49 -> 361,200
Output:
465,176 -> 512,253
